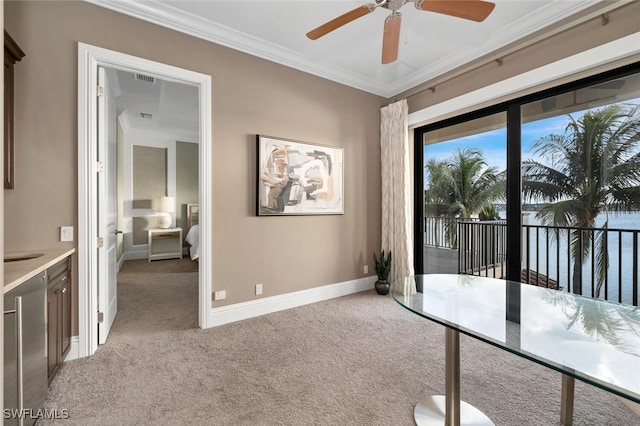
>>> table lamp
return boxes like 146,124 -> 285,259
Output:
154,196 -> 175,229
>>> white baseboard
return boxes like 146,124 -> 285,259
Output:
209,276 -> 377,327
124,249 -> 148,261
66,277 -> 375,359
63,336 -> 80,362
117,254 -> 125,272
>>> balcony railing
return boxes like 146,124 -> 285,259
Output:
458,219 -> 507,280
519,223 -> 639,306
423,217 -> 640,306
423,216 -> 460,248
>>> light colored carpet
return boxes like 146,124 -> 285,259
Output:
118,257 -> 199,274
41,263 -> 639,425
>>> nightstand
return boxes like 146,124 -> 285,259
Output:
148,228 -> 182,262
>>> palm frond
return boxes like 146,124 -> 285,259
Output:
424,148 -> 504,219
535,200 -> 586,227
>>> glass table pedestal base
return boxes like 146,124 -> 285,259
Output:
414,396 -> 494,426
414,328 -> 494,426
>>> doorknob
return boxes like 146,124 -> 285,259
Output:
115,230 -> 123,235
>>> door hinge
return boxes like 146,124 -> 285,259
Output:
97,312 -> 104,323
97,86 -> 104,97
96,161 -> 104,173
97,237 -> 104,248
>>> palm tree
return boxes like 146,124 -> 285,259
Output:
542,290 -> 640,356
479,204 -> 501,221
425,148 -> 504,248
425,148 -> 504,218
522,104 -> 640,296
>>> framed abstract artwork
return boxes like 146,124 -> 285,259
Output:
257,135 -> 344,216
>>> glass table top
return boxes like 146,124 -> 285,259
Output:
391,274 -> 640,405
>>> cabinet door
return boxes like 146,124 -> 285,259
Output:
46,256 -> 72,384
47,282 -> 61,382
61,277 -> 71,357
4,31 -> 25,190
4,59 -> 14,189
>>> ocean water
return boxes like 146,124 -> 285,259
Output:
523,211 -> 640,305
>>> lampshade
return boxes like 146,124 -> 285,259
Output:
153,196 -> 175,229
154,196 -> 175,213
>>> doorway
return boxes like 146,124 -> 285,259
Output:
78,43 -> 212,359
104,66 -> 201,343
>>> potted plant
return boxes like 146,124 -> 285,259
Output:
373,250 -> 392,295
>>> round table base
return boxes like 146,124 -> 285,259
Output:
414,396 -> 494,426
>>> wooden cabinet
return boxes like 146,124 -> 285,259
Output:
47,257 -> 71,384
4,31 -> 25,189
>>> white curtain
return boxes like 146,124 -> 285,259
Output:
380,99 -> 415,295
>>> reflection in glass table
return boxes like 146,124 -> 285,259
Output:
391,274 -> 640,426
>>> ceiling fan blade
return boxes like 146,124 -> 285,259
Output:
415,0 -> 496,22
382,12 -> 402,65
307,4 -> 376,40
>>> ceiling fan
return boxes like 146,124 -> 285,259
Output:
307,0 -> 496,64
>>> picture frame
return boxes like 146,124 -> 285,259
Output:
256,135 -> 344,216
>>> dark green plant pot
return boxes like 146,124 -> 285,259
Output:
375,279 -> 390,295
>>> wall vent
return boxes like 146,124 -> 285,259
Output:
139,112 -> 153,119
134,73 -> 156,84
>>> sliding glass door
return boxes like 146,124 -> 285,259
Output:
414,61 -> 640,307
521,72 -> 640,305
419,113 -> 507,277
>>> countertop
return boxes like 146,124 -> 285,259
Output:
4,248 -> 76,294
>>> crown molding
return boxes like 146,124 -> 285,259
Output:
86,0 -> 389,96
86,0 -> 623,98
387,0 -> 614,95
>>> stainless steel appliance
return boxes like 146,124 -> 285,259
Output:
4,271 -> 48,426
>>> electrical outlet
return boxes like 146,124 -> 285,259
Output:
60,226 -> 74,242
364,265 -> 369,274
214,290 -> 226,300
255,283 -> 263,295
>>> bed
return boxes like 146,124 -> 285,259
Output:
185,203 -> 200,261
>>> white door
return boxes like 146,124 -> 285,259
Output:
97,66 -> 118,344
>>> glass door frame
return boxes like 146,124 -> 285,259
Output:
413,60 -> 640,282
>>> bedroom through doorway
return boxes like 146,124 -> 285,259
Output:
78,43 -> 212,359
107,65 -> 201,339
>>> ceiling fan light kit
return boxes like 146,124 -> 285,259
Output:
307,0 -> 496,64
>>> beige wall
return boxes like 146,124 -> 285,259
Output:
6,0 -> 636,326
399,1 -> 640,118
132,145 -> 167,210
175,141 -> 198,234
4,1 -> 384,316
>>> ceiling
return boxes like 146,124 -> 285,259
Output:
108,68 -> 199,140
87,0 -> 615,98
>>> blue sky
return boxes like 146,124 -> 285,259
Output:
423,114 -> 571,175
424,99 -> 640,180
